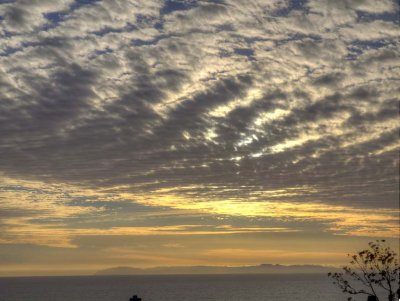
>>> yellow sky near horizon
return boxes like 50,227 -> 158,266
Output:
0,176 -> 398,276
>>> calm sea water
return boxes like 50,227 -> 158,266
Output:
0,274 -> 349,301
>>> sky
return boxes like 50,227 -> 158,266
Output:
0,0 -> 399,276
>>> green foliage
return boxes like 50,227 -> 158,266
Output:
328,240 -> 399,301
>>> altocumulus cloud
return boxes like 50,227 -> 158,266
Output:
0,0 -> 399,250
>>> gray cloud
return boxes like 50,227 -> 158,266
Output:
0,0 -> 399,214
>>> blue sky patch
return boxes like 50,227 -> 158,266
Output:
234,48 -> 254,57
160,0 -> 198,15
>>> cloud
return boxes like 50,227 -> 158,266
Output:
0,0 -> 74,34
0,0 -> 399,269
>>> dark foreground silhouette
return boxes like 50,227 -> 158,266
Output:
328,240 -> 399,301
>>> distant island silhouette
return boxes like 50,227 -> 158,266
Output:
96,264 -> 340,275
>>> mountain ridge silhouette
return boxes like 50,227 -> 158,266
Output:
95,264 -> 340,275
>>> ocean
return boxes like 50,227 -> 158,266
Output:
0,274 -> 349,301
